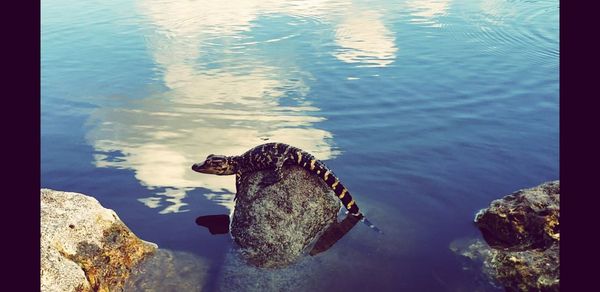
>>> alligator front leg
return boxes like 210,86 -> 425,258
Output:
259,154 -> 287,187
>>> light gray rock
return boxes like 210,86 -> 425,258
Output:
41,189 -> 156,292
231,165 -> 341,268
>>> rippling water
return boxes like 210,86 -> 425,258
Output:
42,0 -> 558,290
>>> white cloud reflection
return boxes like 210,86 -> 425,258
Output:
87,69 -> 337,214
406,0 -> 451,28
334,10 -> 397,67
85,0 -> 399,214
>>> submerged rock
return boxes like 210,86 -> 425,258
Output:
41,189 -> 156,292
124,249 -> 208,291
452,238 -> 559,292
231,165 -> 341,268
454,181 -> 560,292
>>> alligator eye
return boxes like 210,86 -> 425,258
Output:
211,155 -> 226,162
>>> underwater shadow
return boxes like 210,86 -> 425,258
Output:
195,214 -> 230,235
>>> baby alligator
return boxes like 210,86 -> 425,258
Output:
192,142 -> 381,233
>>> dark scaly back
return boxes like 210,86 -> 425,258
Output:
235,142 -> 361,215
284,146 -> 361,215
237,142 -> 282,173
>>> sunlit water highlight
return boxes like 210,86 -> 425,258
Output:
42,0 -> 558,290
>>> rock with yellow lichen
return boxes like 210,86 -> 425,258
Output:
475,180 -> 559,251
460,181 -> 560,292
41,189 -> 157,292
488,243 -> 559,291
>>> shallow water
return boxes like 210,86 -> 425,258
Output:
42,0 -> 558,290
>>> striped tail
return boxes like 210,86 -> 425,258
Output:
345,211 -> 383,234
292,150 -> 382,233
294,151 -> 360,213
360,216 -> 383,234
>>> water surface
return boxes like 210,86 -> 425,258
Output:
42,0 -> 558,290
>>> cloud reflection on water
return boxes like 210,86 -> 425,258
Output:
87,1 -> 381,214
87,70 -> 337,214
85,0 -> 399,214
334,10 -> 397,67
406,0 -> 451,28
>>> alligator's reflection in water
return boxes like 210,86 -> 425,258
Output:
308,213 -> 361,256
195,213 -> 360,256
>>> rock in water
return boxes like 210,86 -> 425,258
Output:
475,181 -> 559,250
464,181 -> 560,292
231,165 -> 341,268
41,189 -> 156,292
